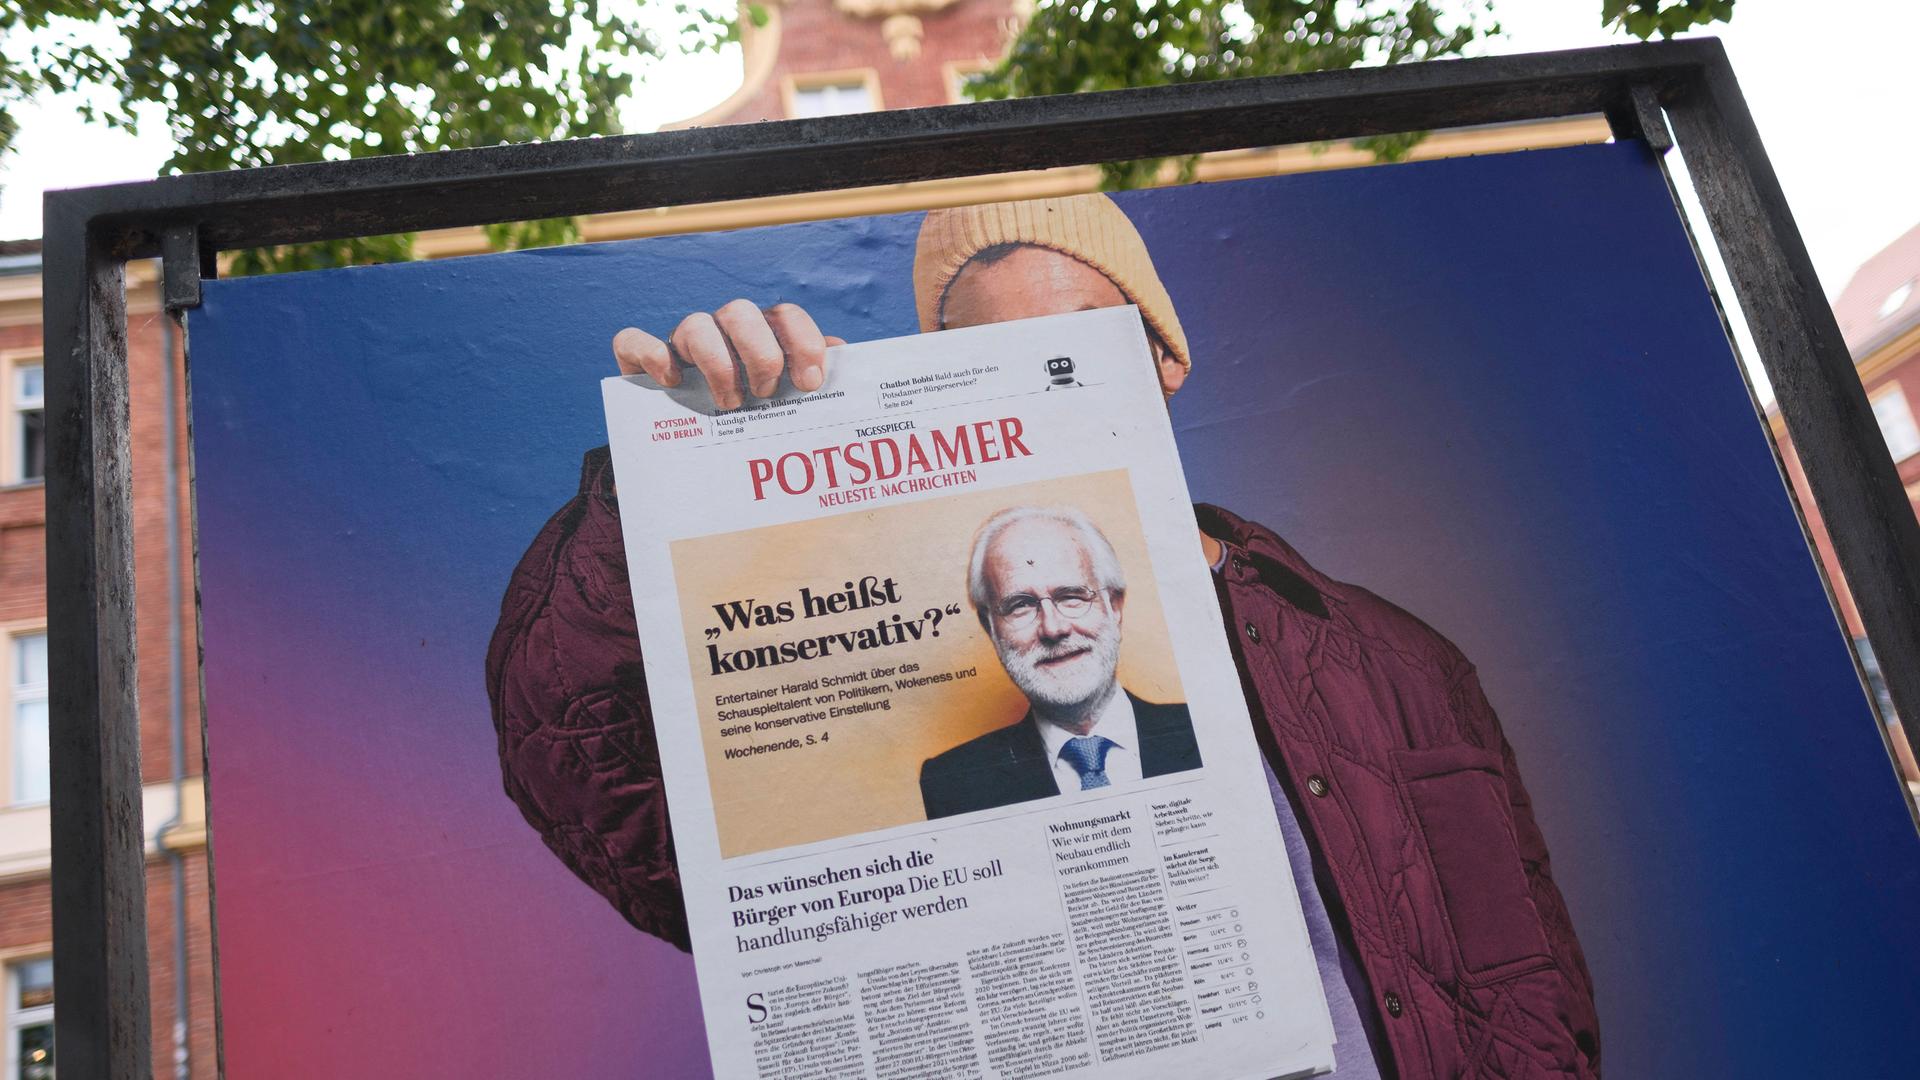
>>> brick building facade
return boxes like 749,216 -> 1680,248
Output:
670,0 -> 1023,127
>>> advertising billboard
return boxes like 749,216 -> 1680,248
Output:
187,143 -> 1920,1077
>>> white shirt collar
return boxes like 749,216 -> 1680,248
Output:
1034,687 -> 1138,762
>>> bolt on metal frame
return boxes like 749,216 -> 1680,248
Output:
42,38 -> 1920,1077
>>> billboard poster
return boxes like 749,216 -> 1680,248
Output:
187,143 -> 1920,1078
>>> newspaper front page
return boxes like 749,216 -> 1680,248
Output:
603,307 -> 1336,1079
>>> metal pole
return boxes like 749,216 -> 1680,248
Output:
157,276 -> 192,1078
44,201 -> 152,1076
1664,43 -> 1920,757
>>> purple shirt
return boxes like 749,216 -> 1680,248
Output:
1214,543 -> 1385,1077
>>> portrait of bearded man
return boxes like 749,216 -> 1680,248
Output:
918,504 -> 1201,819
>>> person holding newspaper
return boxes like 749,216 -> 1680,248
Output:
489,193 -> 1600,1078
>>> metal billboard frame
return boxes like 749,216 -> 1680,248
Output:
42,37 -> 1920,1076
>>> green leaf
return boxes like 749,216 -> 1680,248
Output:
1601,0 -> 1736,41
0,0 -> 686,270
976,0 -> 1502,172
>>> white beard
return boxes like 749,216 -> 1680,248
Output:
995,618 -> 1123,714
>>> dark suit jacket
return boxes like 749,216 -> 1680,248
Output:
919,693 -> 1200,819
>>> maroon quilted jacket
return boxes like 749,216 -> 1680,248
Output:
488,448 -> 1600,1077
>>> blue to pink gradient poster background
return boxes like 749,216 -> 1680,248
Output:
189,144 -> 1920,1077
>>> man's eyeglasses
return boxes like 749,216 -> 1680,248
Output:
993,587 -> 1108,628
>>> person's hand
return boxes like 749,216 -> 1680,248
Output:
612,302 -> 846,410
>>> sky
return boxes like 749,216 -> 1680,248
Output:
2,0 -> 1916,299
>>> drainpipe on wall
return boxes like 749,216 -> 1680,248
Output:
154,275 -> 191,1080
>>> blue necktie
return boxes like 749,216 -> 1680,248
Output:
1060,736 -> 1115,790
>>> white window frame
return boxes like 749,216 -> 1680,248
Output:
1869,382 -> 1920,463
6,631 -> 47,808
4,956 -> 53,1080
782,69 -> 883,119
0,353 -> 42,487
1880,280 -> 1913,320
943,58 -> 998,104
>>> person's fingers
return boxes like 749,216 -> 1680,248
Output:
612,327 -> 678,385
716,299 -> 786,398
765,303 -> 831,392
619,304 -> 846,406
672,312 -> 741,410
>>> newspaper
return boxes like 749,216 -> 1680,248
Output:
603,307 -> 1336,1080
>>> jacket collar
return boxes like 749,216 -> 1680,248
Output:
581,445 -> 617,503
1196,503 -> 1330,620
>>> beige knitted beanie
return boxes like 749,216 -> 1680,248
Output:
913,194 -> 1191,371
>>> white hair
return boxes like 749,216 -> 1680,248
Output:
967,505 -> 1127,626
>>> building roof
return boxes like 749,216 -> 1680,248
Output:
1833,220 -> 1920,358
0,237 -> 42,276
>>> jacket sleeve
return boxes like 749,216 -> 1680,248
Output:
1447,656 -> 1602,1074
486,448 -> 691,952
